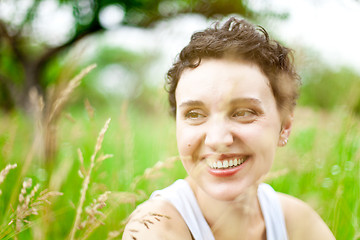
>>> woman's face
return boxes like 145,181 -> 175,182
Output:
175,58 -> 291,201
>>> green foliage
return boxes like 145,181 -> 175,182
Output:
299,65 -> 360,115
1,2 -> 359,238
0,98 -> 182,239
270,107 -> 360,240
0,93 -> 359,239
0,44 -> 24,85
0,0 -> 264,111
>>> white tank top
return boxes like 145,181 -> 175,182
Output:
150,179 -> 288,240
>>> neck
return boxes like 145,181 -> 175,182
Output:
187,177 -> 265,239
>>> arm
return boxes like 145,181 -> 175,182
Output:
278,193 -> 335,240
122,198 -> 193,240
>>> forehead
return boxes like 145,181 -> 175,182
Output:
175,59 -> 274,106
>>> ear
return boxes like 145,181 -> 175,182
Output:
278,113 -> 293,147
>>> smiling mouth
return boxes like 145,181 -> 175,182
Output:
206,157 -> 248,169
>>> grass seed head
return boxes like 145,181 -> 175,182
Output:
14,179 -> 62,232
78,191 -> 111,230
0,164 -> 18,194
48,64 -> 97,123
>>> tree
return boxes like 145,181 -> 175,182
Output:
0,0 -> 263,112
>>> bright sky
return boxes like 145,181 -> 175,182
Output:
1,0 -> 359,93
252,0 -> 360,71
2,0 -> 359,69
104,0 -> 360,75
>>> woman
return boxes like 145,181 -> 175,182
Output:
123,17 -> 335,240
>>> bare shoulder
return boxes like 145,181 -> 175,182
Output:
277,192 -> 335,240
122,198 -> 193,240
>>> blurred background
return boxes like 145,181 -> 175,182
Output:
0,0 -> 359,239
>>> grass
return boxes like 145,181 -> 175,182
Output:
0,80 -> 359,239
272,107 -> 360,239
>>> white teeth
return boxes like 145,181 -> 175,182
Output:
234,159 -> 238,166
229,160 -> 233,167
207,157 -> 247,169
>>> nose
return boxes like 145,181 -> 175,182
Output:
204,117 -> 233,151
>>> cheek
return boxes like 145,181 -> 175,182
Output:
176,124 -> 203,176
176,123 -> 202,157
236,124 -> 279,153
176,123 -> 190,155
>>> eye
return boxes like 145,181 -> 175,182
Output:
185,110 -> 206,120
231,109 -> 258,122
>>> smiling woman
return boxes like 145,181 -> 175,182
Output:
175,59 -> 283,202
122,17 -> 335,240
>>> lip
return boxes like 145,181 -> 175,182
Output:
207,158 -> 248,177
202,154 -> 249,177
201,153 -> 247,161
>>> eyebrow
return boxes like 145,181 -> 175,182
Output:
178,98 -> 263,108
230,97 -> 263,106
179,100 -> 204,108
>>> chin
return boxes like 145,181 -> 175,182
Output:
200,179 -> 258,202
211,192 -> 242,202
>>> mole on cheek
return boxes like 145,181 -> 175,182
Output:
187,144 -> 191,147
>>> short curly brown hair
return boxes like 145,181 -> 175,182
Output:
166,17 -> 301,117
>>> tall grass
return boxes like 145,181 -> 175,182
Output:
272,107 -> 360,239
0,73 -> 359,239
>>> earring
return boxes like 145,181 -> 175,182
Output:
281,139 -> 288,146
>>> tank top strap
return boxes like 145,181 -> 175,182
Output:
150,179 -> 215,240
258,183 -> 288,240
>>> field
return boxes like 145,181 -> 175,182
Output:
0,82 -> 359,239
